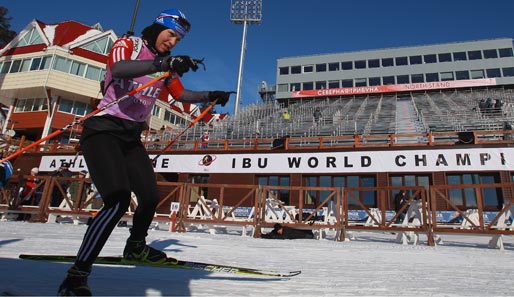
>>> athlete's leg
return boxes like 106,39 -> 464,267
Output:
74,133 -> 132,270
125,142 -> 159,240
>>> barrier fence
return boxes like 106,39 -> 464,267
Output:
1,176 -> 513,248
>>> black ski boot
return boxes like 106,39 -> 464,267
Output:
123,238 -> 167,264
58,265 -> 92,296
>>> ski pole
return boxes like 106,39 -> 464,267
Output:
152,99 -> 218,162
0,71 -> 171,164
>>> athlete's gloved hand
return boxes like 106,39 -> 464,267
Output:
154,55 -> 198,77
208,91 -> 235,107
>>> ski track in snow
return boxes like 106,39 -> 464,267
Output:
0,221 -> 513,296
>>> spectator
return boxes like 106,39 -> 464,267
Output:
226,126 -> 233,139
282,110 -> 291,121
313,107 -> 322,124
262,223 -> 314,239
19,167 -> 40,204
50,162 -> 73,207
0,160 -> 13,191
394,190 -> 408,223
69,170 -> 90,208
200,131 -> 209,149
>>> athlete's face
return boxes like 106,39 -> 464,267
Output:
155,29 -> 182,53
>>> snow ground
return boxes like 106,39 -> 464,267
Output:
0,221 -> 513,296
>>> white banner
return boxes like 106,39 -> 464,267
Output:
39,147 -> 513,174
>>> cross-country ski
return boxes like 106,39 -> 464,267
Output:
19,254 -> 301,278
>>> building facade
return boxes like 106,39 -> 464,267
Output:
276,38 -> 514,101
0,19 -> 215,144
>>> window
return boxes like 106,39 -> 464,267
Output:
304,175 -> 376,207
302,82 -> 313,90
277,84 -> 288,92
455,70 -> 470,80
425,73 -> 439,82
19,58 -> 32,72
328,62 -> 340,71
470,69 -> 485,79
440,72 -> 454,81
341,79 -> 353,88
81,35 -> 113,55
72,101 -> 88,116
328,80 -> 340,88
486,68 -> 501,78
70,61 -> 86,76
304,175 -> 336,205
14,98 -> 48,112
291,66 -> 301,74
354,78 -> 367,87
368,59 -> 380,68
390,174 -> 430,206
453,52 -> 467,61
164,110 -> 176,123
152,105 -> 160,117
40,56 -> 51,70
279,67 -> 289,75
30,57 -> 42,70
438,53 -> 452,62
355,60 -> 366,69
446,173 -> 502,210
58,98 -> 73,113
382,76 -> 395,85
395,56 -> 408,66
302,65 -> 313,73
468,50 -> 482,60
483,49 -> 498,59
369,77 -> 381,86
57,98 -> 92,116
190,175 -> 210,201
14,26 -> 44,47
85,65 -> 102,81
397,75 -> 409,84
499,48 -> 513,58
315,81 -> 326,89
381,58 -> 394,67
290,83 -> 301,91
0,61 -> 11,74
424,54 -> 437,63
341,61 -> 353,70
502,67 -> 514,77
53,56 -> 71,73
411,74 -> 424,83
409,55 -> 422,65
9,60 -> 21,73
316,63 -> 326,72
258,175 -> 290,204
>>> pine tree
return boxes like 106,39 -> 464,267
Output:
0,6 -> 17,47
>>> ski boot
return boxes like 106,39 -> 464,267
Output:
123,238 -> 167,264
58,265 -> 92,296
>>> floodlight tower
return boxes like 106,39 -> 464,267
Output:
230,0 -> 262,116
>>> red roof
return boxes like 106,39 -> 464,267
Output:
2,19 -> 108,60
37,19 -> 100,47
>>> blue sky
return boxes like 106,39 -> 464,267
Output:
5,0 -> 514,115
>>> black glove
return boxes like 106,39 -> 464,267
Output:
208,91 -> 235,107
155,55 -> 198,77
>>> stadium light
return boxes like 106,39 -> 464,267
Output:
230,0 -> 262,116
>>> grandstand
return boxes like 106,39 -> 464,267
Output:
156,87 -> 513,148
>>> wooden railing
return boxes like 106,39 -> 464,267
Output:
2,129 -> 513,155
1,177 -> 513,248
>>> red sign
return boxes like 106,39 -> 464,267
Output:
292,78 -> 497,98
